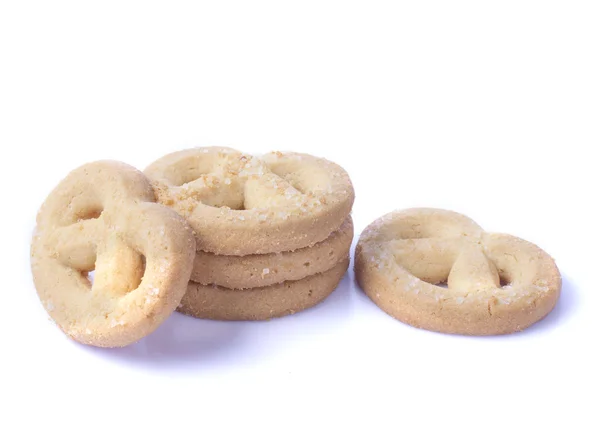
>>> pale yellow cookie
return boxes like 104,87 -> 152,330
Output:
30,161 -> 196,347
179,258 -> 349,321
191,216 -> 353,289
144,147 -> 354,255
355,208 -> 561,335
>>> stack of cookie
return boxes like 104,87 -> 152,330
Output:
144,147 -> 355,320
29,148 -> 560,349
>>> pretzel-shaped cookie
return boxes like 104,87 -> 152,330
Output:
30,161 -> 196,347
355,208 -> 561,335
145,147 -> 354,255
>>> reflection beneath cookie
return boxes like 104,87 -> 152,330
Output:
508,272 -> 578,336
83,272 -> 354,369
90,313 -> 244,367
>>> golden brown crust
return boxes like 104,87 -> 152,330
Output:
179,258 -> 349,321
144,147 -> 355,255
355,208 -> 561,335
190,217 -> 353,288
30,161 -> 196,347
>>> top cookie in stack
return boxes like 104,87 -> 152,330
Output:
144,147 -> 355,320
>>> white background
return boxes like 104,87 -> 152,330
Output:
1,1 -> 598,420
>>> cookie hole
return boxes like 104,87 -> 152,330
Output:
77,251 -> 97,289
167,156 -> 214,186
175,172 -> 204,186
223,203 -> 246,211
308,289 -> 313,297
304,262 -> 310,267
130,255 -> 146,292
112,253 -> 146,295
500,275 -> 511,288
76,207 -> 103,222
203,197 -> 245,211
84,270 -> 95,286
83,252 -> 146,295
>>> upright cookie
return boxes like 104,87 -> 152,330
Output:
30,161 -> 196,347
180,258 -> 349,321
355,208 -> 561,335
191,216 -> 353,289
144,147 -> 354,255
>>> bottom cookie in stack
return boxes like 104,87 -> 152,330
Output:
179,259 -> 349,320
178,217 -> 353,320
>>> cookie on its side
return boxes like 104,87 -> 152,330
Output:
30,161 -> 196,347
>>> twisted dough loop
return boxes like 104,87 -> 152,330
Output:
30,161 -> 196,347
145,147 -> 355,255
355,208 -> 561,335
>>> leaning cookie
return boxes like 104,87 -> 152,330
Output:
191,217 -> 353,289
30,161 -> 196,347
179,258 -> 349,321
144,147 -> 355,255
355,208 -> 561,335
